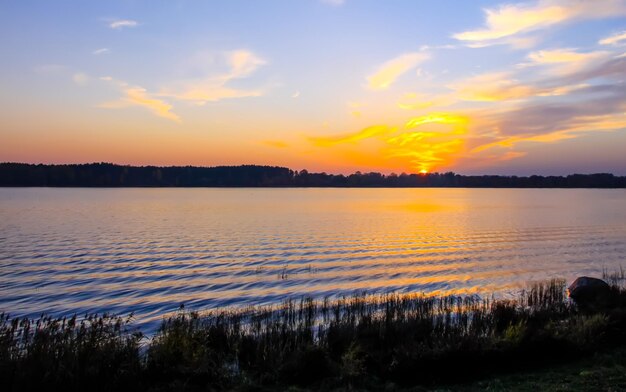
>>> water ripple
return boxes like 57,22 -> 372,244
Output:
1,188 -> 625,333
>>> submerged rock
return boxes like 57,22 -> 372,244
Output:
568,276 -> 611,306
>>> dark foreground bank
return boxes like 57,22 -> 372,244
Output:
2,278 -> 626,391
2,162 -> 626,187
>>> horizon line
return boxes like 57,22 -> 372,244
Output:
1,161 -> 624,178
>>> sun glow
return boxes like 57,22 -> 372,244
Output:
385,113 -> 469,173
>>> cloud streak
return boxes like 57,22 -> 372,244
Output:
453,0 -> 626,47
92,48 -> 110,55
447,49 -> 624,103
99,78 -> 180,123
367,52 -> 429,90
160,50 -> 267,105
599,30 -> 626,46
449,72 -> 538,102
526,48 -> 607,65
109,19 -> 138,29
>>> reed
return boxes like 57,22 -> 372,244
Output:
603,265 -> 626,287
0,313 -> 143,390
2,279 -> 626,390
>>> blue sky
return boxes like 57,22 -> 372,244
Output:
1,0 -> 625,175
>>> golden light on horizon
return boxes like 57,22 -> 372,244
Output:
383,112 -> 469,173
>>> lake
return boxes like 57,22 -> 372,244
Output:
1,188 -> 625,331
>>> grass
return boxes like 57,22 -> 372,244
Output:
445,347 -> 626,392
0,313 -> 144,390
2,278 -> 626,391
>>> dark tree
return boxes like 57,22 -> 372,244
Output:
0,163 -> 624,188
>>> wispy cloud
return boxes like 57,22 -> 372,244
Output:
92,48 -> 110,55
404,114 -> 468,130
367,52 -> 429,90
160,50 -> 267,105
523,48 -> 612,76
109,19 -> 138,29
453,0 -> 626,48
447,48 -> 620,103
163,85 -> 263,105
477,85 -> 626,139
561,55 -> 626,83
526,48 -> 607,65
449,72 -> 537,102
419,44 -> 457,51
471,111 -> 626,154
599,30 -> 626,46
227,50 -> 267,78
99,78 -> 180,123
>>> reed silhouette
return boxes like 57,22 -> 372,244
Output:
3,278 -> 626,390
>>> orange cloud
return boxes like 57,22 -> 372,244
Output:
405,113 -> 468,130
386,139 -> 464,173
389,114 -> 468,172
100,86 -> 180,123
307,113 -> 469,173
309,125 -> 393,146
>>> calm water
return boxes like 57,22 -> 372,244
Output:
1,188 -> 625,331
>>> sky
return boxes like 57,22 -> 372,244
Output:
1,0 -> 625,175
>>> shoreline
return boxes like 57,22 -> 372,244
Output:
3,278 -> 626,390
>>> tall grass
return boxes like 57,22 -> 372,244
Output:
603,266 -> 626,287
2,279 -> 626,390
0,313 -> 143,390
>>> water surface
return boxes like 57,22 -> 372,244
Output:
1,188 -> 625,331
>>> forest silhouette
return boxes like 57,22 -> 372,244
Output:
1,162 -> 625,188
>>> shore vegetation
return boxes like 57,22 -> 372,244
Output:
2,277 -> 626,390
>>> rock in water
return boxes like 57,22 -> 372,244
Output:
568,276 -> 611,306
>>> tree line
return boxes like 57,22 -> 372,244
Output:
1,162 -> 625,187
